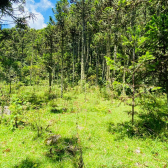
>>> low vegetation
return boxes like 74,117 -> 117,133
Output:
0,84 -> 168,168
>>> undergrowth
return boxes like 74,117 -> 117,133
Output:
0,84 -> 168,168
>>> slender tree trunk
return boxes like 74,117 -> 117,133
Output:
113,44 -> 117,82
49,39 -> 53,92
30,46 -> 33,86
132,48 -> 135,125
122,61 -> 126,96
78,32 -> 80,63
73,36 -> 75,87
57,64 -> 59,86
105,16 -> 112,88
85,31 -> 89,74
96,47 -> 99,86
113,11 -> 118,83
106,35 -> 111,88
81,0 -> 85,89
102,55 -> 105,81
61,29 -> 64,98
49,71 -> 52,88
53,66 -> 55,84
131,7 -> 136,125
9,78 -> 12,94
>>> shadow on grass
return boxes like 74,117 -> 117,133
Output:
13,157 -> 40,168
108,111 -> 168,141
50,107 -> 68,114
123,110 -> 138,116
45,136 -> 84,167
108,94 -> 168,141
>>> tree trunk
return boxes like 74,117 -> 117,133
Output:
49,71 -> 52,88
49,38 -> 53,92
106,36 -> 111,88
30,55 -> 33,86
113,11 -> 118,83
61,29 -> 64,98
73,36 -> 75,87
122,61 -> 126,96
132,48 -> 135,125
81,0 -> 85,89
131,7 -> 136,125
30,42 -> 34,86
102,55 -> 105,81
78,32 -> 80,63
113,44 -> 117,82
96,47 -> 99,86
9,78 -> 12,94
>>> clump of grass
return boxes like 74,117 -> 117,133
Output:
14,157 -> 40,168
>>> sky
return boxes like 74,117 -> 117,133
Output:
2,0 -> 57,29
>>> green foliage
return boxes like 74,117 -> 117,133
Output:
138,51 -> 154,63
112,81 -> 129,96
99,87 -> 113,100
7,94 -> 26,129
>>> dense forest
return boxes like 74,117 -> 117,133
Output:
0,0 -> 168,167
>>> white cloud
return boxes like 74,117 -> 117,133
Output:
1,0 -> 54,29
25,0 -> 54,29
27,10 -> 47,29
35,0 -> 53,11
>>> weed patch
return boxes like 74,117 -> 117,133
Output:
14,158 -> 40,168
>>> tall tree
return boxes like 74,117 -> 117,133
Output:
145,0 -> 168,106
44,25 -> 56,90
52,0 -> 69,97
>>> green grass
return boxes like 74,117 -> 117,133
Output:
0,85 -> 168,168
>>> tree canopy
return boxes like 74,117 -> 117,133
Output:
0,0 -> 34,28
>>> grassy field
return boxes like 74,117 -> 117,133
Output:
0,85 -> 168,168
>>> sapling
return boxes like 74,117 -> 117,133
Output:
9,98 -> 23,128
28,106 -> 44,137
